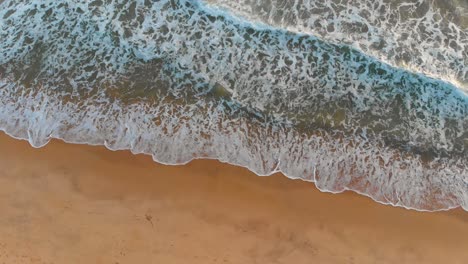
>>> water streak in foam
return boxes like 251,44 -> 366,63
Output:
0,0 -> 467,211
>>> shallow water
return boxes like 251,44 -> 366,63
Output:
0,0 -> 467,211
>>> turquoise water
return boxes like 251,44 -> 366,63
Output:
0,0 -> 467,211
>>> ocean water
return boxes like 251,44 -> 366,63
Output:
0,0 -> 466,211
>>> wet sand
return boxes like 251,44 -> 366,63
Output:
0,132 -> 466,264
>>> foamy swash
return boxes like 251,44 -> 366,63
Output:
0,0 -> 467,211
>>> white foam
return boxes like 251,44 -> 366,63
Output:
0,78 -> 466,211
203,0 -> 468,90
0,0 -> 467,212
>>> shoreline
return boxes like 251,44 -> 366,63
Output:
0,131 -> 467,263
2,128 -> 464,213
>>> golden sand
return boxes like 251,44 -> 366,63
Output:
0,132 -> 466,263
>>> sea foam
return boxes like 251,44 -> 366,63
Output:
204,0 -> 468,90
0,0 -> 467,211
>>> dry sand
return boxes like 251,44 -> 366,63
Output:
0,132 -> 466,264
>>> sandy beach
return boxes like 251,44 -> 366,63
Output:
0,131 -> 466,264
